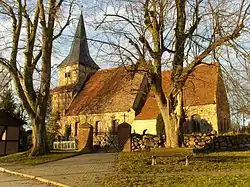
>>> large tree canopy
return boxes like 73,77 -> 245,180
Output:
90,0 -> 250,147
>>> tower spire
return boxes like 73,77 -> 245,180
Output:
59,13 -> 99,70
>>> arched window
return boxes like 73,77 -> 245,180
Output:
111,120 -> 119,134
75,122 -> 78,136
95,121 -> 103,135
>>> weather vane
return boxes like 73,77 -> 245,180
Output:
81,5 -> 83,14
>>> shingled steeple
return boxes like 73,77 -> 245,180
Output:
57,13 -> 100,88
59,13 -> 99,69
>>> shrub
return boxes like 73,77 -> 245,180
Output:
46,113 -> 62,149
156,113 -> 165,137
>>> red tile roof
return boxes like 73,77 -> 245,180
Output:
135,63 -> 219,120
65,66 -> 144,116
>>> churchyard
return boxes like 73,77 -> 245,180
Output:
102,148 -> 250,187
0,144 -> 249,186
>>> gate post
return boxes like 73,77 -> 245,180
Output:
118,122 -> 131,152
77,123 -> 93,153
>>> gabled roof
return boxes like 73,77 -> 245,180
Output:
58,13 -> 99,70
65,66 -> 144,116
135,63 -> 219,120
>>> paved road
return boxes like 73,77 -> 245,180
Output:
0,172 -> 50,187
5,153 -> 118,187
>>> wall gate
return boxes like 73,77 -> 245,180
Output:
93,132 -> 119,152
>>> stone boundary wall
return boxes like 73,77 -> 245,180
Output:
184,133 -> 250,151
131,133 -> 164,152
132,133 -> 250,152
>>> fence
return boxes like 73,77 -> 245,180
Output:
53,140 -> 77,150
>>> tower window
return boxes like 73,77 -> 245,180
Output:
65,66 -> 71,78
65,72 -> 71,78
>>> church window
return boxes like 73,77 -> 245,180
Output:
65,66 -> 71,78
65,124 -> 72,140
75,122 -> 78,136
65,72 -> 71,78
111,120 -> 118,134
95,121 -> 102,135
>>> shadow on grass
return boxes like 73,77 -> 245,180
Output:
193,147 -> 250,154
193,155 -> 250,163
0,151 -> 84,166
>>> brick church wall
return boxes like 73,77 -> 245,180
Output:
58,109 -> 136,140
184,104 -> 218,132
51,91 -> 73,115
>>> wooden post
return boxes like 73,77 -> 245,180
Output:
185,155 -> 189,166
151,155 -> 157,166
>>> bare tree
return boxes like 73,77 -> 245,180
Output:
92,0 -> 250,147
0,0 -> 74,156
0,65 -> 11,93
223,56 -> 250,125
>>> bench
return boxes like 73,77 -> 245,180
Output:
151,153 -> 194,166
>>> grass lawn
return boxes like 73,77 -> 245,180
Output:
0,151 -> 80,166
102,148 -> 250,187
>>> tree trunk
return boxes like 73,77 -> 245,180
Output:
30,116 -> 49,156
166,91 -> 184,148
155,89 -> 184,148
29,100 -> 50,156
154,93 -> 171,147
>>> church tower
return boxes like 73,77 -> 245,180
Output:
58,12 -> 99,87
51,13 -> 99,116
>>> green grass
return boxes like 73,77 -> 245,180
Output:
0,151 -> 80,166
102,148 -> 250,187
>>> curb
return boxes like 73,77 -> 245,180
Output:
0,167 -> 70,187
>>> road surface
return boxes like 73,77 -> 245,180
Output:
0,172 -> 50,187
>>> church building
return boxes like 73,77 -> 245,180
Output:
51,13 -> 231,141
